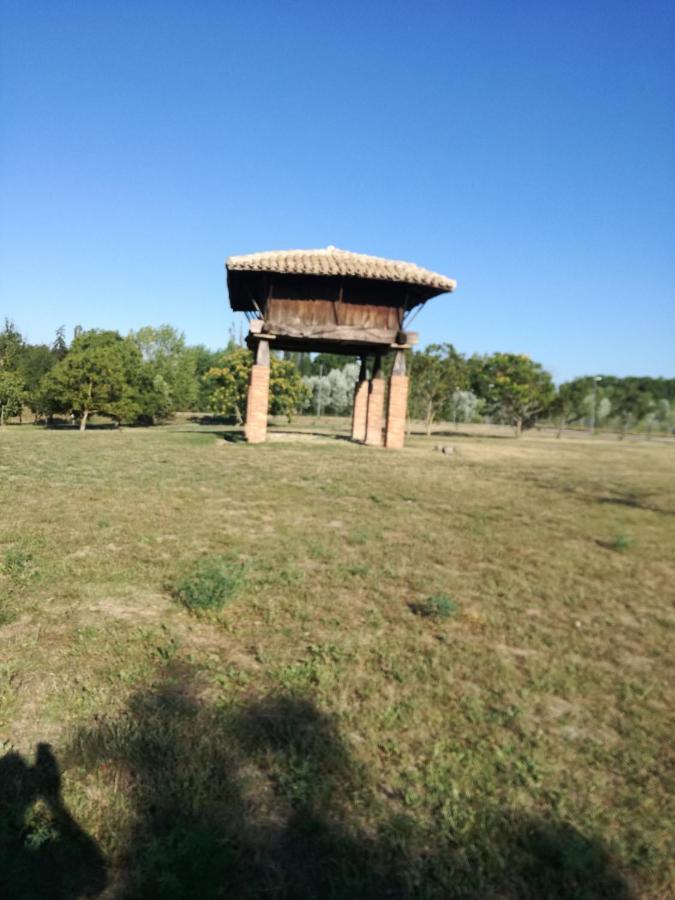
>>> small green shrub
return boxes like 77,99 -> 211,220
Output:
174,558 -> 244,612
414,594 -> 459,620
609,534 -> 633,552
1,549 -> 35,580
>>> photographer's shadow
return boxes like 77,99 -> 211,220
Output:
0,742 -> 106,899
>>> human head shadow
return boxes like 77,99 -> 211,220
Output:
0,742 -> 106,899
63,661 -> 633,899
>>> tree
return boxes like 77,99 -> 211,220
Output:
409,344 -> 468,435
39,330 -> 143,430
269,358 -> 310,420
477,353 -> 554,436
129,325 -> 199,415
302,363 -> 360,415
0,319 -> 25,371
449,390 -> 482,424
51,326 -> 68,360
206,349 -> 309,424
613,386 -> 653,439
0,371 -> 25,425
550,380 -> 593,437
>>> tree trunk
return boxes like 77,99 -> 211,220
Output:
80,409 -> 89,431
0,405 -> 5,427
425,401 -> 434,436
514,418 -> 523,438
556,415 -> 566,439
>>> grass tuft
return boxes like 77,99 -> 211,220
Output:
173,557 -> 244,612
412,594 -> 459,620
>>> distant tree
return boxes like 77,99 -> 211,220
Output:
409,344 -> 468,435
654,398 -> 674,434
0,319 -> 25,371
269,358 -> 310,421
206,349 -> 308,424
19,344 -> 56,396
309,353 -> 357,375
302,363 -> 360,415
39,330 -> 143,430
450,390 -> 482,424
51,326 -> 68,360
613,386 -> 653,439
129,325 -> 199,415
183,345 -> 225,410
477,353 -> 554,436
205,348 -> 252,424
0,370 -> 25,425
551,380 -> 594,436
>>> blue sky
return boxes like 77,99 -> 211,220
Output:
1,0 -> 673,382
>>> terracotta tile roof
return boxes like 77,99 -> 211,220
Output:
226,246 -> 456,293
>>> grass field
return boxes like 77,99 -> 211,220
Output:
1,419 -> 674,899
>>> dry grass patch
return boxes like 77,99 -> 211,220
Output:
0,422 -> 673,898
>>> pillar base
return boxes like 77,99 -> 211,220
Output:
365,376 -> 385,446
385,374 -> 409,449
244,363 -> 270,443
351,379 -> 369,442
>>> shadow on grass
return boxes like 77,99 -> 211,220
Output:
2,662 -> 633,899
0,743 -> 106,898
416,428 -> 514,440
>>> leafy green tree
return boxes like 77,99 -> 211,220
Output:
129,325 -> 199,415
206,348 -> 308,424
309,353 -> 357,375
613,386 -> 653,439
550,380 -> 593,436
185,345 -> 226,410
205,348 -> 252,424
269,358 -> 310,420
476,353 -> 554,436
0,319 -> 25,372
409,344 -> 468,435
0,370 -> 25,425
51,326 -> 68,360
39,330 -> 143,430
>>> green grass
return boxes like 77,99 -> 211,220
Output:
1,419 -> 674,898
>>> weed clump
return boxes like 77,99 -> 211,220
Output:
609,533 -> 633,552
413,594 -> 459,620
1,549 -> 36,581
174,557 -> 244,612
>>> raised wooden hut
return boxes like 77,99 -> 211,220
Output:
226,246 -> 456,446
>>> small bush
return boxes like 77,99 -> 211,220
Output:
174,558 -> 244,612
413,594 -> 459,620
609,534 -> 633,552
1,549 -> 35,580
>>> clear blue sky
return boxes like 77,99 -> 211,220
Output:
1,0 -> 673,382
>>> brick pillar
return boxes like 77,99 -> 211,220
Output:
365,372 -> 385,447
385,375 -> 409,448
351,358 -> 368,442
385,349 -> 409,449
244,339 -> 270,443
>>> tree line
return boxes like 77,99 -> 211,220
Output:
1,320 -> 673,436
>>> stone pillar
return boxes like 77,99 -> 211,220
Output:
244,339 -> 270,444
351,357 -> 368,442
385,349 -> 409,449
365,357 -> 385,447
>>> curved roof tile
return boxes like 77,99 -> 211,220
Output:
226,246 -> 456,293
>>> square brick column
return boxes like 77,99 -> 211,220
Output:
385,349 -> 409,449
385,375 -> 409,448
351,358 -> 369,442
244,339 -> 270,443
365,370 -> 385,447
